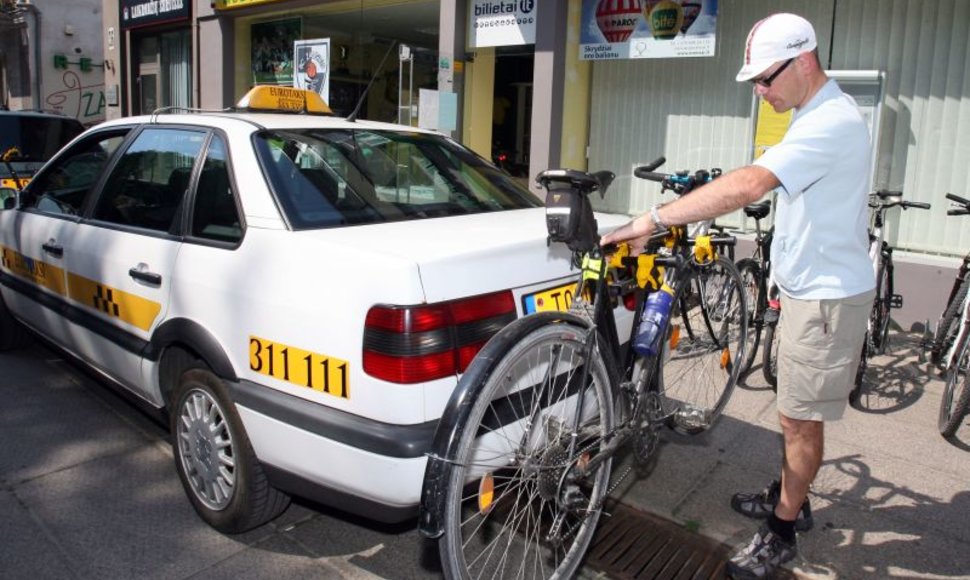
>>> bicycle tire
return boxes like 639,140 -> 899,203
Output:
849,334 -> 869,407
437,321 -> 615,580
657,258 -> 747,435
931,279 -> 969,366
872,260 -> 893,355
939,328 -> 970,437
736,258 -> 763,380
762,315 -> 779,391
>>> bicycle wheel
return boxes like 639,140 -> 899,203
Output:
849,334 -> 869,407
762,308 -> 780,391
931,279 -> 969,366
871,260 -> 893,355
657,258 -> 747,435
939,328 -> 970,437
438,322 -> 615,580
736,258 -> 763,380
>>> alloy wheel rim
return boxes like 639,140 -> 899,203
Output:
177,388 -> 236,510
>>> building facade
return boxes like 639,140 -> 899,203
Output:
100,0 -> 970,328
1,0 -> 106,125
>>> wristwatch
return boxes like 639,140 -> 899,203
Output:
649,204 -> 667,230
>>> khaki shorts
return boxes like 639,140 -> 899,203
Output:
777,289 -> 875,421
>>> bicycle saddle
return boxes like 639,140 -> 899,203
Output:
536,169 -> 615,196
744,200 -> 771,220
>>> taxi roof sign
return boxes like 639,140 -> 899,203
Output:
237,86 -> 332,115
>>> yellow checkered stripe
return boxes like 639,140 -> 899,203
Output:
66,272 -> 161,331
1,245 -> 67,296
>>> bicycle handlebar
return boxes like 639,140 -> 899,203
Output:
633,156 -> 722,195
945,192 -> 970,216
632,157 -> 667,181
869,190 -> 931,211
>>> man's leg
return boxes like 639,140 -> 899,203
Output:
776,414 -> 823,521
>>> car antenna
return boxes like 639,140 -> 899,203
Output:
346,40 -> 398,123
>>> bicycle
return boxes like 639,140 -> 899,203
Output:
418,159 -> 748,579
925,193 -> 970,369
921,193 -> 970,437
851,190 -> 931,405
733,200 -> 774,383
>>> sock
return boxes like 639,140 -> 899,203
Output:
768,512 -> 796,544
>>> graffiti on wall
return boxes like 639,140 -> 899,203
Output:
45,71 -> 105,124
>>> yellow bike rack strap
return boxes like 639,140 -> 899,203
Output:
636,254 -> 663,290
607,243 -> 629,269
694,235 -> 715,264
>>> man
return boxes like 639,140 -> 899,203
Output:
601,12 -> 875,579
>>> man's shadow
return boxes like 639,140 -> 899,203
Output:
801,453 -> 969,578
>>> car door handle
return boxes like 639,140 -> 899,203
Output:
128,267 -> 162,285
42,242 -> 64,258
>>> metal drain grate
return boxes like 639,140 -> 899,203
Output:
585,499 -> 797,579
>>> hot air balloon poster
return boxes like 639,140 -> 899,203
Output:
579,0 -> 717,60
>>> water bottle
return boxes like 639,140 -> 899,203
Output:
633,284 -> 675,356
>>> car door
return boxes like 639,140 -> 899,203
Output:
64,126 -> 208,401
0,129 -> 129,345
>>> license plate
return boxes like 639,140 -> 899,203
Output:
523,282 -> 577,314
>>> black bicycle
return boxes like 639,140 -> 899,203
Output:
925,193 -> 970,369
418,159 -> 747,579
920,193 -> 970,437
851,190 -> 931,405
734,200 -> 774,383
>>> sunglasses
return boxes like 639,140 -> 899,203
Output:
751,58 -> 794,88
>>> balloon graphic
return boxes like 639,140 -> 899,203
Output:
596,0 -> 644,44
680,2 -> 702,33
647,0 -> 683,40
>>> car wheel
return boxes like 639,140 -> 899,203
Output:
171,367 -> 289,533
0,293 -> 31,351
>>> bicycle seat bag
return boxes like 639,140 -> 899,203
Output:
544,179 -> 598,253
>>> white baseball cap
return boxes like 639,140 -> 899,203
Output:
736,13 -> 818,82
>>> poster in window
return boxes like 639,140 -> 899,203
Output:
294,38 -> 331,103
251,18 -> 302,85
579,0 -> 717,60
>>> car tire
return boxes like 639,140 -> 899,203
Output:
171,367 -> 289,533
0,293 -> 32,351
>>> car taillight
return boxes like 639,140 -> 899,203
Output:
363,290 -> 516,384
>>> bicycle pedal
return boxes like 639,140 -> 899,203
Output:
890,294 -> 904,309
676,405 -> 711,428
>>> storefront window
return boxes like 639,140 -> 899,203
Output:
238,0 -> 439,122
134,30 -> 192,114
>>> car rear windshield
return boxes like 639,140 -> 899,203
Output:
253,128 -> 541,229
0,114 -> 84,164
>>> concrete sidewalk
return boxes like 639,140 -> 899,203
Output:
614,330 -> 970,579
2,331 -> 968,579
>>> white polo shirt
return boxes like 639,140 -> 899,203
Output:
754,79 -> 875,300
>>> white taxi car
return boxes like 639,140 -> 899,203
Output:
0,87 -> 629,533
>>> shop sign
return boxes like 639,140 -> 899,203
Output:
579,0 -> 717,60
120,0 -> 190,30
468,0 -> 537,48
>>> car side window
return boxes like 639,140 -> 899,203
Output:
191,135 -> 241,243
92,128 -> 206,232
21,131 -> 128,216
